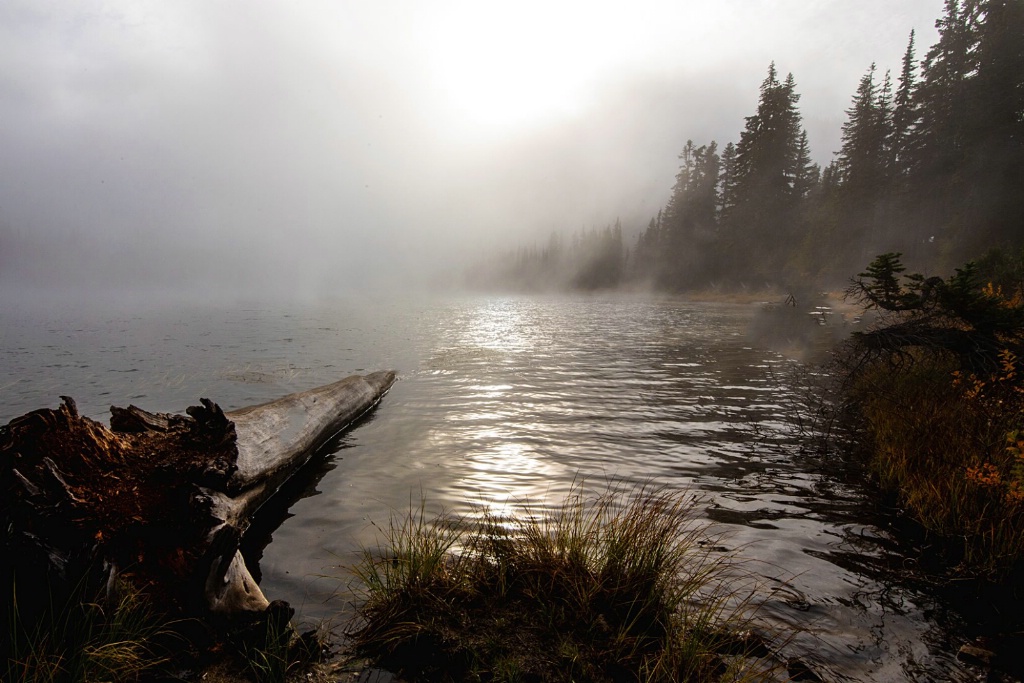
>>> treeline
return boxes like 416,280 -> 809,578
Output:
471,0 -> 1024,293
465,222 -> 626,292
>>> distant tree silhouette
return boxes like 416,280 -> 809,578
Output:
721,64 -> 807,281
472,0 -> 1024,295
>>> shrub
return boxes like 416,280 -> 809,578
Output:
843,253 -> 1024,577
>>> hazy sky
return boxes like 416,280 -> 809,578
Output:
0,1 -> 943,299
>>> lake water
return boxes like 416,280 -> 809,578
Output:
0,293 -> 973,681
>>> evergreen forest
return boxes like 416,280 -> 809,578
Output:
468,0 -> 1024,293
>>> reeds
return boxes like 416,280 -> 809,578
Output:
347,485 -> 775,682
235,613 -> 316,683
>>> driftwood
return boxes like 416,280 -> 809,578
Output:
0,370 -> 396,619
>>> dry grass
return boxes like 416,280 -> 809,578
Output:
2,570 -> 331,683
345,485 -> 778,682
849,357 -> 1024,577
3,576 -> 176,683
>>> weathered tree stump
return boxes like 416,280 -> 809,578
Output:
0,370 -> 396,619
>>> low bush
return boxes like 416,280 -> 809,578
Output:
842,252 -> 1024,577
848,355 -> 1024,575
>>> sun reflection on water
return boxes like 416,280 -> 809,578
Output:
464,300 -> 536,353
451,301 -> 569,519
465,435 -> 561,518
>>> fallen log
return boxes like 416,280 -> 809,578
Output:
0,370 -> 396,619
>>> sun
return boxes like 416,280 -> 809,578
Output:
424,5 -> 603,135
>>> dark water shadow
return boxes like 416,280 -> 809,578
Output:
238,405 -> 385,585
795,442 -> 1024,681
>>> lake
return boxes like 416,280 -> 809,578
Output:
0,293 -> 972,681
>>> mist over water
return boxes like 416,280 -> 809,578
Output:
0,1 -> 946,301
0,293 -> 972,681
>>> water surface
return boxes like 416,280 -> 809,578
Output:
0,294 -> 971,681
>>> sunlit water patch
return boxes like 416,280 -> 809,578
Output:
0,294 -> 972,681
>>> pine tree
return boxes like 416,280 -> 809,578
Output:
974,0 -> 1024,140
891,30 -> 919,178
910,0 -> 980,183
658,140 -> 722,288
907,0 -> 983,256
690,141 -> 721,234
661,140 -> 698,261
732,65 -> 805,214
968,0 -> 1024,247
839,65 -> 874,180
877,69 -> 895,181
786,128 -> 822,280
726,63 -> 806,279
792,130 -> 817,200
631,216 -> 660,283
718,142 -> 738,215
835,63 -> 900,265
838,64 -> 890,198
780,73 -> 805,190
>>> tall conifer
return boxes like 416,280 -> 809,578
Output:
892,31 -> 918,178
726,63 -> 806,278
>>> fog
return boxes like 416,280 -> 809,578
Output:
0,1 -> 942,302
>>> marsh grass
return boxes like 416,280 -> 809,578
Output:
850,357 -> 1024,576
2,569 -> 332,683
225,606 -> 334,683
234,616 -> 294,683
3,575 -> 175,683
347,485 -> 776,682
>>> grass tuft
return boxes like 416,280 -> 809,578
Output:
2,568 -> 331,682
3,575 -> 175,683
346,485 -> 776,682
